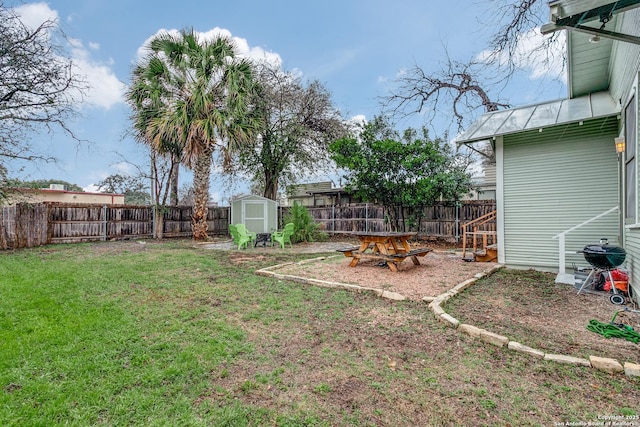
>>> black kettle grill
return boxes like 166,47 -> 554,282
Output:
578,239 -> 627,305
582,243 -> 626,269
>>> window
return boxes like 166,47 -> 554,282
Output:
626,94 -> 637,221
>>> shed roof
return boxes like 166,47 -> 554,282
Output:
230,194 -> 276,203
453,91 -> 620,145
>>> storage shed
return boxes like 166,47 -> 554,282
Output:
230,195 -> 278,234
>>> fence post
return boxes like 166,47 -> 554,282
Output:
332,205 -> 335,233
102,205 -> 107,241
365,203 -> 368,232
455,201 -> 460,242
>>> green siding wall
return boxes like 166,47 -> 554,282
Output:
623,231 -> 640,303
502,117 -> 620,271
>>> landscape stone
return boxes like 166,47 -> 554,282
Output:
589,356 -> 623,374
438,313 -> 460,328
452,279 -> 475,292
380,291 -> 406,301
624,362 -> 640,377
430,304 -> 445,316
458,324 -> 483,338
479,330 -> 509,347
507,341 -> 545,358
544,354 -> 591,367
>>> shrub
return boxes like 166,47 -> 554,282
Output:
283,202 -> 319,243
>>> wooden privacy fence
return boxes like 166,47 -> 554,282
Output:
0,203 -> 230,249
303,201 -> 496,241
0,204 -> 49,249
1,200 -> 495,250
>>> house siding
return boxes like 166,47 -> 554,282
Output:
611,9 -> 640,304
623,232 -> 640,301
502,117 -> 620,271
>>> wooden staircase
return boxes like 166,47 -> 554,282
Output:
461,210 -> 497,262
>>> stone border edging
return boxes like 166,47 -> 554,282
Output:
427,265 -> 640,378
255,256 -> 640,378
256,255 -> 407,301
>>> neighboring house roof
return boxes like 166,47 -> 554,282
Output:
288,182 -> 333,198
454,91 -> 620,146
6,188 -> 125,205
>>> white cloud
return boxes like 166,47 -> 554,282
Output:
112,162 -> 137,176
13,3 -> 125,110
348,114 -> 367,127
73,53 -> 126,109
136,27 -> 282,68
475,27 -> 566,82
12,2 -> 56,29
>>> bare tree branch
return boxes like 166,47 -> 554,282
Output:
382,0 -> 564,132
382,56 -> 510,130
0,1 -> 88,168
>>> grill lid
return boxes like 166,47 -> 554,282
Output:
582,243 -> 626,269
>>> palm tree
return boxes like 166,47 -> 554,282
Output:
130,28 -> 256,240
127,56 -> 183,238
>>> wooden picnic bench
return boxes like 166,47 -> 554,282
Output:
337,232 -> 432,272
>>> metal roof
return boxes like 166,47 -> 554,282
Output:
453,91 -> 620,145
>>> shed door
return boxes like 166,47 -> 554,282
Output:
243,201 -> 267,233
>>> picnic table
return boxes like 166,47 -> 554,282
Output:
337,231 -> 432,272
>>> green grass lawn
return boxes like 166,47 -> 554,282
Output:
1,240 -> 639,426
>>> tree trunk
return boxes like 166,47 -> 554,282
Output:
192,144 -> 214,240
153,205 -> 164,239
169,159 -> 179,206
263,168 -> 278,201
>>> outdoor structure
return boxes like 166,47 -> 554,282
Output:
286,181 -> 359,206
454,0 -> 640,304
230,194 -> 277,234
3,184 -> 124,205
466,163 -> 497,201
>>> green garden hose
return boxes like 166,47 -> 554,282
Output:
586,319 -> 640,343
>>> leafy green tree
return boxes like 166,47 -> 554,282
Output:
96,173 -> 151,205
4,179 -> 83,192
235,62 -> 348,200
127,55 -> 183,237
128,29 -> 256,240
329,116 -> 472,231
128,56 -> 182,209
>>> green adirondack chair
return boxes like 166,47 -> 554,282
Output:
235,223 -> 257,244
272,223 -> 294,249
229,224 -> 253,250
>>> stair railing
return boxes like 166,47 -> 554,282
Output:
552,206 -> 619,281
461,210 -> 497,259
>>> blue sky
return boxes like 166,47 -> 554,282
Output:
9,0 -> 567,204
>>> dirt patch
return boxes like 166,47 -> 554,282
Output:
445,268 -> 640,364
270,252 -> 640,365
273,251 -> 496,301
